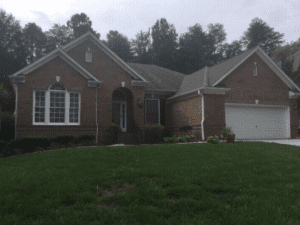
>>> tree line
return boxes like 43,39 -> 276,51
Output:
1,9 -> 300,117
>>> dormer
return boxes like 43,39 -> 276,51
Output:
253,62 -> 257,76
86,47 -> 92,63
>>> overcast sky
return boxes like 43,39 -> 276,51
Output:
1,0 -> 300,45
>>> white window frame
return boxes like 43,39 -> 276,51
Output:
145,98 -> 160,124
32,87 -> 81,125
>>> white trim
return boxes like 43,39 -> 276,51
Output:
10,48 -> 101,83
62,31 -> 149,83
32,89 -> 81,125
112,100 -> 127,132
212,46 -> 300,92
166,87 -> 231,103
225,104 -> 290,139
225,102 -> 289,108
145,98 -> 160,124
212,47 -> 259,87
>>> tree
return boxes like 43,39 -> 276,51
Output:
176,23 -> 215,74
271,39 -> 300,70
130,28 -> 153,64
221,40 -> 244,60
241,17 -> 285,57
151,18 -> 178,71
205,23 -> 227,66
22,22 -> 47,64
67,13 -> 100,39
0,9 -> 30,66
0,9 -> 30,119
0,83 -> 9,133
281,55 -> 294,77
106,30 -> 133,62
44,23 -> 75,54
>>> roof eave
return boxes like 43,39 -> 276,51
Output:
62,31 -> 149,83
9,48 -> 101,83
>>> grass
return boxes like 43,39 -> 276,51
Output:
1,141 -> 300,225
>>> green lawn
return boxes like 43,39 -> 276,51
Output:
1,141 -> 300,225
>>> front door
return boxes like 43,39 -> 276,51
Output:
112,100 -> 127,132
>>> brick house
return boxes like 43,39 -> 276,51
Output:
7,31 -> 300,144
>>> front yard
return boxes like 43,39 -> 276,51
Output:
0,141 -> 300,225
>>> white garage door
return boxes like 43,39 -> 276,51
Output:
225,105 -> 290,140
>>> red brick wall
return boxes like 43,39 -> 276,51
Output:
221,53 -> 298,139
15,38 -> 147,143
202,94 -> 226,140
165,95 -> 203,140
222,53 -> 290,106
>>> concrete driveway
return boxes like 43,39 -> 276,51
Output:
108,139 -> 300,147
234,139 -> 300,147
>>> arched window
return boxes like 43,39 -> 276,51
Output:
49,82 -> 66,91
33,82 -> 80,125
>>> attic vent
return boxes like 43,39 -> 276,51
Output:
86,47 -> 92,63
253,62 -> 257,76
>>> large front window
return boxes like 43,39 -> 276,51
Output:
33,83 -> 80,125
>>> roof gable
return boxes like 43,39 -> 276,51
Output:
62,31 -> 149,83
170,46 -> 300,100
9,47 -> 101,83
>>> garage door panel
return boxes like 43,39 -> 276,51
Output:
225,105 -> 289,140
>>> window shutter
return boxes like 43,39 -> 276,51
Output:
146,99 -> 159,124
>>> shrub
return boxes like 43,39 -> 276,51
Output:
144,123 -> 164,143
0,140 -> 9,150
73,134 -> 96,146
103,123 -> 121,145
221,126 -> 233,139
179,125 -> 193,132
207,136 -> 219,144
0,111 -> 15,142
50,134 -> 77,146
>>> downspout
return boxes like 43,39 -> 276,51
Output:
95,84 -> 101,144
199,66 -> 210,142
198,89 -> 205,141
11,81 -> 18,140
15,83 -> 18,140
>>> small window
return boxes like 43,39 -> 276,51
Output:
253,62 -> 257,76
86,47 -> 92,62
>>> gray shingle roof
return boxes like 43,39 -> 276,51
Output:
127,63 -> 186,92
170,46 -> 258,99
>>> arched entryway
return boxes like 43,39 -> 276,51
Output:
112,87 -> 133,132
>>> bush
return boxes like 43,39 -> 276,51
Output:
0,111 -> 15,142
220,126 -> 233,139
50,134 -> 77,146
179,125 -> 193,132
76,134 -> 96,145
207,136 -> 219,144
144,123 -> 164,143
103,123 -> 121,145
